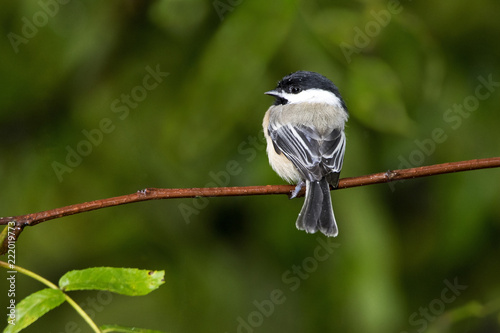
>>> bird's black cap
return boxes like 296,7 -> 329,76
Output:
266,71 -> 347,110
277,71 -> 341,95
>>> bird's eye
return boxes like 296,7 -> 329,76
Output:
290,86 -> 301,94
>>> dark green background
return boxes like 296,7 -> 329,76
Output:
1,0 -> 499,332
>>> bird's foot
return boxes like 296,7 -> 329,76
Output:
289,181 -> 306,199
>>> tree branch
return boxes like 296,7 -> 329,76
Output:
1,157 -> 499,254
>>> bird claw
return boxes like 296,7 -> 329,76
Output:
289,181 -> 305,199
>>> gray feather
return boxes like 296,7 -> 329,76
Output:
267,118 -> 345,237
296,180 -> 338,236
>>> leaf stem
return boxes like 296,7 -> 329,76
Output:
0,260 -> 58,289
63,294 -> 102,333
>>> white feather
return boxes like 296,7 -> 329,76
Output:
277,89 -> 343,108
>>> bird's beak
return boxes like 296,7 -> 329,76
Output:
265,90 -> 281,97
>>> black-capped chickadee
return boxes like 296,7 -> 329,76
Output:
263,71 -> 348,237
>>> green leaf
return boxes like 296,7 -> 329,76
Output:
4,288 -> 65,333
100,324 -> 167,333
59,267 -> 165,296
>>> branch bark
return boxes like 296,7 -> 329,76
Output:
1,157 -> 499,254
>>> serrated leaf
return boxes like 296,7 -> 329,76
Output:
3,288 -> 65,333
100,324 -> 167,333
59,267 -> 165,296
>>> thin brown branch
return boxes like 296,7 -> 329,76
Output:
1,157 -> 499,254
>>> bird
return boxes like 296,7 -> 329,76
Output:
262,71 -> 348,237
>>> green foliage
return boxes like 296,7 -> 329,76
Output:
59,267 -> 165,296
1,265 -> 165,333
4,289 -> 65,333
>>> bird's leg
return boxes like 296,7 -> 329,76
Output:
289,180 -> 306,199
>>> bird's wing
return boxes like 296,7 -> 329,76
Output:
268,123 -> 345,182
320,129 -> 345,188
320,128 -> 345,174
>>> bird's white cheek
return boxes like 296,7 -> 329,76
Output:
280,89 -> 343,107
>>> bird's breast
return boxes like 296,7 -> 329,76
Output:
267,103 -> 347,135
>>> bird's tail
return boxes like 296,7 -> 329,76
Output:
296,179 -> 338,237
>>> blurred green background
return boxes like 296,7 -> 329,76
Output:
1,0 -> 500,332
